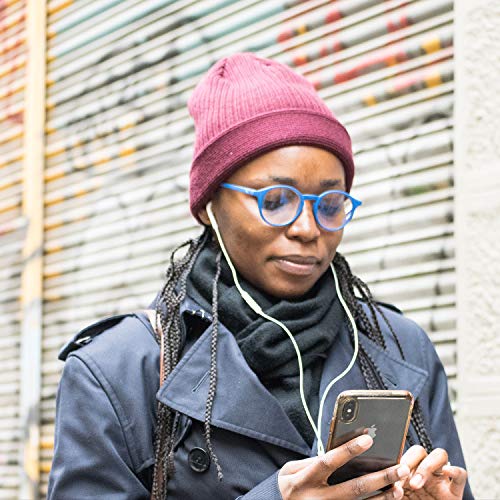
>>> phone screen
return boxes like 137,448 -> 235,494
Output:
327,391 -> 413,486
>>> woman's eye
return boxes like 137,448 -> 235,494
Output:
263,197 -> 286,211
319,203 -> 342,217
262,189 -> 295,211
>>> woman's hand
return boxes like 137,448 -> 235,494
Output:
396,445 -> 467,499
278,434 -> 411,499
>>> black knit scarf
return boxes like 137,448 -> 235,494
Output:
186,241 -> 344,446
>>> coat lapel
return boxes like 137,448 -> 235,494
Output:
157,319 -> 311,456
155,296 -> 428,458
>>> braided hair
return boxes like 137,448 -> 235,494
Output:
151,232 -> 433,498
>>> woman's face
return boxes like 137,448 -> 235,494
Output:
199,145 -> 346,299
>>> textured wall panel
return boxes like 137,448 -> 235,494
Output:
0,0 -> 26,497
454,0 -> 500,496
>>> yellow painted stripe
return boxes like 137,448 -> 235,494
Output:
75,187 -> 89,197
297,24 -> 307,35
48,0 -> 73,15
425,72 -> 442,88
0,129 -> 22,144
3,10 -> 24,30
0,153 -> 23,167
45,294 -> 63,302
0,200 -> 21,214
46,195 -> 65,206
45,245 -> 64,255
120,146 -> 136,157
0,178 -> 18,189
422,36 -> 442,54
40,462 -> 52,474
44,269 -> 62,279
46,146 -> 65,158
363,94 -> 377,107
45,221 -> 64,232
40,438 -> 54,449
45,168 -> 66,181
120,122 -> 135,131
94,155 -> 111,166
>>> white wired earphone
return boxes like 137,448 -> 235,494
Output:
206,202 -> 359,456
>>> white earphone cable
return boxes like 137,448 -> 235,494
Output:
206,202 -> 358,456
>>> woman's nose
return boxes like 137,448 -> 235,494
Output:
286,201 -> 321,241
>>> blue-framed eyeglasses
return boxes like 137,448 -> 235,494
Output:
221,183 -> 362,232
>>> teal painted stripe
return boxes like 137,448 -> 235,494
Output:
50,0 -> 240,59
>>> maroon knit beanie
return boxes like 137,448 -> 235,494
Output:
188,52 -> 355,221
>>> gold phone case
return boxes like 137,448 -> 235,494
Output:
326,390 -> 414,485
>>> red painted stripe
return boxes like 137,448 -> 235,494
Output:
326,8 -> 342,24
332,37 -> 343,53
319,44 -> 330,58
277,28 -> 294,43
293,54 -> 309,66
387,12 -> 410,33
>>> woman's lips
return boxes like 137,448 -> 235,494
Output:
271,256 -> 320,276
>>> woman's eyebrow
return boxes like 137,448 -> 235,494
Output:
257,176 -> 343,188
320,179 -> 342,188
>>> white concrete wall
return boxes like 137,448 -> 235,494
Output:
454,0 -> 500,497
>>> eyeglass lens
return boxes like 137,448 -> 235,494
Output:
261,187 -> 351,229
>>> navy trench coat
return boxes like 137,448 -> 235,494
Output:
47,294 -> 473,499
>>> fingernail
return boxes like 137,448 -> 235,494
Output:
410,473 -> 424,488
393,488 -> 403,499
397,464 -> 410,479
357,434 -> 372,447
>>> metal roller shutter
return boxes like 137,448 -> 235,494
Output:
0,0 -> 27,497
40,0 -> 456,494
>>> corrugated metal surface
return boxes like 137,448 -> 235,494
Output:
40,0 -> 456,494
0,0 -> 27,497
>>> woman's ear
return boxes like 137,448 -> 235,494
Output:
197,206 -> 211,226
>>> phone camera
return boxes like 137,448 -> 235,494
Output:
341,399 -> 357,423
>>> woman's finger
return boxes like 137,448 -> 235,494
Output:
442,465 -> 468,497
327,463 -> 410,500
369,482 -> 405,500
300,434 -> 374,483
400,445 -> 428,471
409,447 -> 449,489
279,456 -> 318,475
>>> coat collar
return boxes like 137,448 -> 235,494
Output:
157,297 -> 428,457
157,314 -> 311,455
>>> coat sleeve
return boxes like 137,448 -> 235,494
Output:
47,354 -> 150,500
237,471 -> 283,500
417,328 -> 474,500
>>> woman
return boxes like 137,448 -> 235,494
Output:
48,53 -> 472,499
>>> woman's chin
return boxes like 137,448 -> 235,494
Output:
257,277 -> 318,300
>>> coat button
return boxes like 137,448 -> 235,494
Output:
188,447 -> 210,473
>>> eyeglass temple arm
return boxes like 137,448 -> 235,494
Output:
220,183 -> 258,197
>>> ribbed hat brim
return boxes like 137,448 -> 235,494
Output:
190,109 -> 354,220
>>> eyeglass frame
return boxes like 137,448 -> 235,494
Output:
220,182 -> 362,232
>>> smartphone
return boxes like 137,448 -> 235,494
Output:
326,390 -> 414,488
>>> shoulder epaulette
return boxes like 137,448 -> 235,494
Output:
357,297 -> 404,316
375,300 -> 404,315
58,313 -> 135,361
